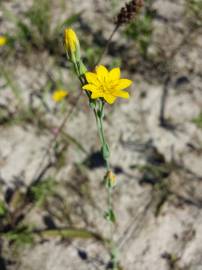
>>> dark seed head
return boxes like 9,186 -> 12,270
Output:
115,0 -> 144,26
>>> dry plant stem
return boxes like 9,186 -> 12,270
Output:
32,91 -> 82,183
32,51 -> 86,183
12,93 -> 82,226
95,24 -> 120,66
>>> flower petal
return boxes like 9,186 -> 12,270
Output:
115,91 -> 130,99
85,72 -> 99,85
82,84 -> 98,92
96,65 -> 109,82
115,79 -> 132,91
103,94 -> 116,104
109,67 -> 120,81
91,92 -> 103,99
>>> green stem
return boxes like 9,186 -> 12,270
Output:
94,101 -> 118,269
72,59 -> 117,269
95,101 -> 110,170
108,186 -> 118,270
94,108 -> 104,146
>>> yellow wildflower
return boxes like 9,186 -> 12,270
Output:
82,65 -> 132,104
64,28 -> 80,61
0,36 -> 7,47
52,89 -> 68,102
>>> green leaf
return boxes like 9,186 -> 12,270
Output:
30,177 -> 56,207
0,201 -> 7,217
78,61 -> 87,76
104,208 -> 116,223
192,112 -> 202,129
38,228 -> 103,241
89,100 -> 97,109
4,226 -> 34,246
97,108 -> 105,118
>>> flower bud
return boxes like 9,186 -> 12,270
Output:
64,28 -> 80,62
104,170 -> 116,188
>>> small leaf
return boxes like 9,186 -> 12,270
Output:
5,226 -> 34,246
78,61 -> 87,76
104,208 -> 116,223
89,100 -> 96,109
97,108 -> 104,118
30,177 -> 56,207
0,201 -> 7,217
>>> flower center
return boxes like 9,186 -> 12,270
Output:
100,83 -> 110,94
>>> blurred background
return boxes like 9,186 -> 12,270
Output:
0,0 -> 202,269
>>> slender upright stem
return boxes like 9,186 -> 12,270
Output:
94,108 -> 104,146
93,101 -> 118,269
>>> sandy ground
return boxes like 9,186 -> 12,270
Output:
0,0 -> 202,269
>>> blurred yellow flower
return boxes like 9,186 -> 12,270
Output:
83,65 -> 132,104
0,36 -> 7,47
52,89 -> 68,102
64,28 -> 80,61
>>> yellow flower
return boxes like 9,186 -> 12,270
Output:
64,28 -> 80,61
52,89 -> 68,102
82,65 -> 132,104
0,36 -> 7,47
